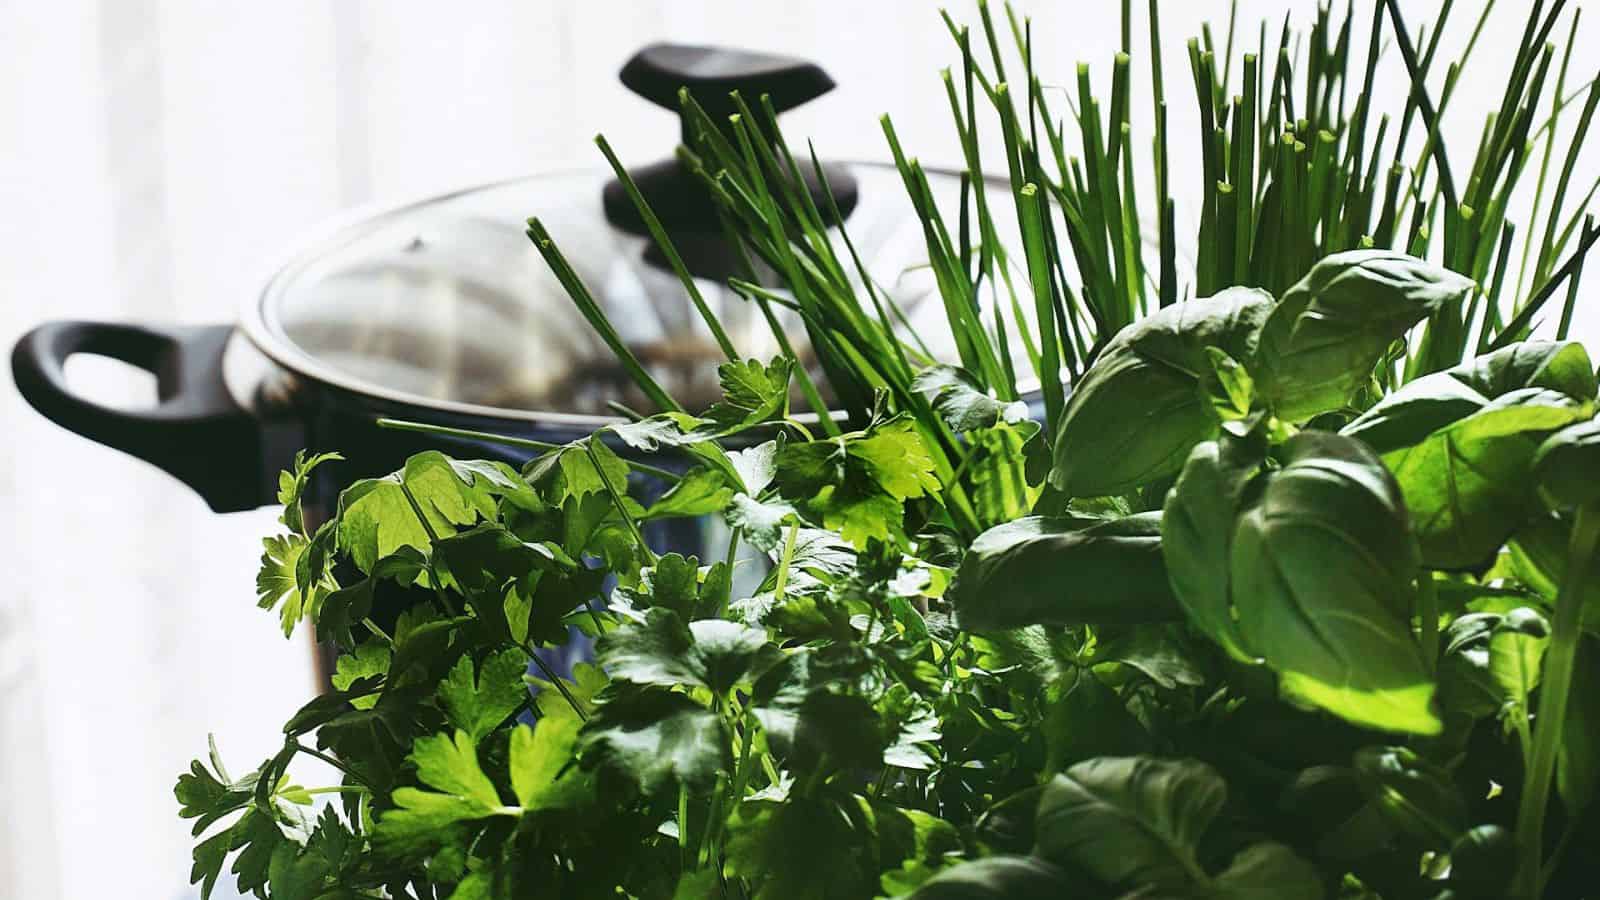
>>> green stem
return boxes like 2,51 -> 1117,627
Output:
585,438 -> 657,566
1417,572 -> 1440,672
300,785 -> 371,797
290,740 -> 374,791
397,483 -> 460,618
679,783 -> 693,870
375,417 -> 683,483
1514,503 -> 1600,899
360,617 -> 393,646
527,652 -> 588,722
773,523 -> 800,603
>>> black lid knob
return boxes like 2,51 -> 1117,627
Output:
603,42 -> 859,271
620,43 -> 836,124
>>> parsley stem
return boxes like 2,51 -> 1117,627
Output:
1415,572 -> 1439,672
528,651 -> 588,722
375,417 -> 685,483
585,438 -> 657,566
301,785 -> 370,797
397,482 -> 460,617
772,523 -> 800,603
717,528 -> 741,619
360,617 -> 393,646
291,740 -> 374,791
678,783 -> 693,869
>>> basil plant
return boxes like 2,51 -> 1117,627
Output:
958,249 -> 1600,900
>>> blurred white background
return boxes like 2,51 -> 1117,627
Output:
2,1 -> 1596,897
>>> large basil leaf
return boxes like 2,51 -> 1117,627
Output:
1162,433 -> 1268,662
1534,416 -> 1600,510
1342,343 -> 1596,568
1050,287 -> 1274,496
1032,756 -> 1322,898
1447,825 -> 1517,900
1229,432 -> 1441,735
951,512 -> 1181,629
1437,613 -> 1504,720
907,855 -> 1077,899
1507,513 -> 1600,630
1033,756 -> 1223,891
1351,746 -> 1468,848
1254,250 -> 1472,421
1488,607 -> 1549,711
1381,391 -> 1587,569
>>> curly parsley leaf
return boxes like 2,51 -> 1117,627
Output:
707,357 -> 793,430
524,438 -> 631,503
338,452 -> 522,573
599,607 -> 777,694
438,648 -> 532,742
373,730 -> 510,856
912,365 -> 1028,432
330,641 -> 390,710
509,699 -> 591,811
276,450 -> 343,536
644,466 -> 734,520
775,416 -> 940,548
579,688 -> 728,795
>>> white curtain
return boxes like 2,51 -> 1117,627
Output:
1,2 -> 1594,897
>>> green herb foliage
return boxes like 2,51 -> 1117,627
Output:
180,2 -> 1600,899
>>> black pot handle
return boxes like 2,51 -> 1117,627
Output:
11,321 -> 268,512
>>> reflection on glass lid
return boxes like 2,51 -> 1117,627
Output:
260,165 -> 1022,418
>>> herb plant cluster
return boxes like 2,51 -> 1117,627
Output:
178,2 -> 1600,899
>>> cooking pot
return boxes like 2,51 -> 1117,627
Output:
12,44 -> 1022,539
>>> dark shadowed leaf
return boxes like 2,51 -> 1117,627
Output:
952,512 -> 1180,629
579,689 -> 728,794
907,855 -> 1078,899
1352,746 -> 1468,847
1033,756 -> 1225,891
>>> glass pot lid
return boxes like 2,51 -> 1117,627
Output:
243,45 -> 1024,425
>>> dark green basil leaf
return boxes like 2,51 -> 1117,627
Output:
1343,342 -> 1595,450
1032,756 -> 1324,898
1534,417 -> 1600,510
951,512 -> 1181,629
1447,824 -> 1517,899
1489,607 -> 1550,712
1162,433 -> 1268,662
907,855 -> 1077,899
1437,613 -> 1504,720
1209,842 -> 1326,900
1377,390 -> 1586,568
1254,250 -> 1471,421
1342,342 -> 1595,569
1033,756 -> 1224,892
1506,514 -> 1600,632
1353,746 -> 1468,847
1229,432 -> 1441,734
1050,287 -> 1274,496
